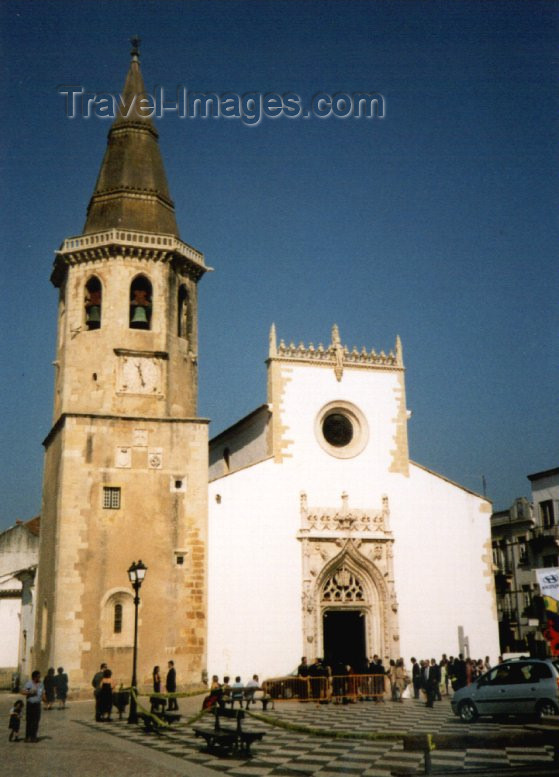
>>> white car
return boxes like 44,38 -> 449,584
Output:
451,658 -> 559,722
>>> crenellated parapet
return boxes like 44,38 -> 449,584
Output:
268,324 -> 403,380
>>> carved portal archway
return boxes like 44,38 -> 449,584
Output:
297,492 -> 399,664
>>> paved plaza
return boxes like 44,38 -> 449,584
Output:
0,692 -> 557,777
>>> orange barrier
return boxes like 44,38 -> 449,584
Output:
262,674 -> 387,703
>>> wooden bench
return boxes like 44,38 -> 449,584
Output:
221,686 -> 274,711
138,699 -> 182,733
244,687 -> 274,710
396,730 -> 559,775
192,707 -> 265,755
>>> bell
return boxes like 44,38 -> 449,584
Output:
130,305 -> 149,328
86,305 -> 101,329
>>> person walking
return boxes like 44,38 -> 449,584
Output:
166,660 -> 178,710
22,670 -> 44,742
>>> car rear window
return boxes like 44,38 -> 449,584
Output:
528,663 -> 551,681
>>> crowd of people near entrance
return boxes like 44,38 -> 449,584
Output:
293,653 -> 499,707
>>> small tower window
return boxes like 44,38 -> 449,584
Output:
103,486 -> 121,509
178,284 -> 189,338
113,603 -> 123,633
85,276 -> 102,330
130,275 -> 152,330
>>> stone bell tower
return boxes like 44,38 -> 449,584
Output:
34,41 -> 210,690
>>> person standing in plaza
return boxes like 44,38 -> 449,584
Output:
439,654 -> 449,696
453,654 -> 467,690
43,667 -> 56,710
297,656 -> 309,699
152,665 -> 161,694
8,699 -> 24,741
91,662 -> 107,721
392,658 -> 407,702
98,668 -> 115,721
166,660 -> 178,710
370,655 -> 386,702
424,659 -> 440,708
411,657 -> 421,699
22,669 -> 44,742
55,666 -> 69,709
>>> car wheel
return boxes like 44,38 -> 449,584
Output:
458,700 -> 478,722
536,699 -> 559,720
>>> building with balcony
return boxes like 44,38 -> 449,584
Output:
528,468 -> 559,572
491,467 -> 559,656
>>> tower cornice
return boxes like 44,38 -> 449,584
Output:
51,228 -> 211,286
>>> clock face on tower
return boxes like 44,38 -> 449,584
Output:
118,355 -> 162,395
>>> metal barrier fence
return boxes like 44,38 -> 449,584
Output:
262,674 -> 387,703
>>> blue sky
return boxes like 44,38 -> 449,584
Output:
1,0 -> 557,529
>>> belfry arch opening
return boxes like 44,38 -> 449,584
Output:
178,283 -> 191,339
130,275 -> 153,329
85,276 -> 102,330
323,610 -> 366,671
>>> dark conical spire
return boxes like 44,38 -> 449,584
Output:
83,39 -> 180,237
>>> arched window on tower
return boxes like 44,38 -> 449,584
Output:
130,275 -> 152,329
113,602 -> 123,634
85,276 -> 102,330
101,590 -> 134,647
178,284 -> 189,338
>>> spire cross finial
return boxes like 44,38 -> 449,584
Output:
130,36 -> 141,60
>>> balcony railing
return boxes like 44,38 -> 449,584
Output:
529,524 -> 559,541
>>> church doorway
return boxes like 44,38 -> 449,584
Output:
322,610 -> 366,671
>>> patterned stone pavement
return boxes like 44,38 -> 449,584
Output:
80,697 -> 557,776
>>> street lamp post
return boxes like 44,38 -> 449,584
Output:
127,559 -> 147,724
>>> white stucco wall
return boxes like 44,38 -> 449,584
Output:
208,458 -> 303,680
393,463 -> 497,660
0,523 -> 39,674
0,596 -> 20,666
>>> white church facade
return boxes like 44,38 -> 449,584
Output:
207,326 -> 499,680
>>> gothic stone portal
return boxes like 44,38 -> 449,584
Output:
297,492 -> 399,666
